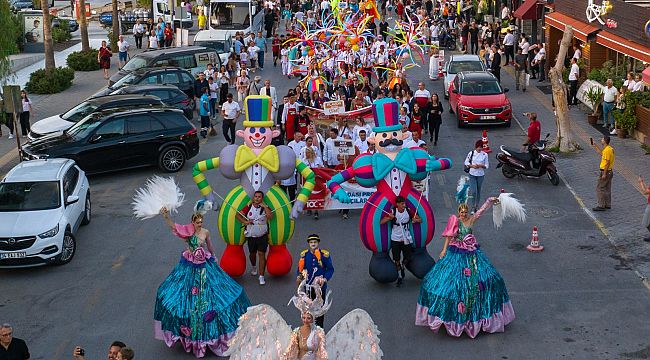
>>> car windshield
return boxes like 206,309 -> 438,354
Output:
210,3 -> 251,29
64,115 -> 105,140
448,61 -> 484,74
460,80 -> 503,95
111,72 -> 139,89
195,40 -> 226,53
122,56 -> 149,71
61,102 -> 99,122
0,181 -> 61,211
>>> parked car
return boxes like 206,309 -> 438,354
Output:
29,95 -> 166,140
109,85 -> 194,120
0,158 -> 90,267
443,54 -> 487,99
448,71 -> 512,128
10,0 -> 33,13
52,16 -> 79,32
94,67 -> 196,100
22,108 -> 200,174
108,46 -> 220,86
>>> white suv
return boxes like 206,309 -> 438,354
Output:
0,158 -> 91,267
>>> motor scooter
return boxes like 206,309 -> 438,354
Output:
496,134 -> 560,186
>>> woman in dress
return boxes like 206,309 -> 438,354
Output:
97,40 -> 112,79
155,208 -> 251,358
415,199 -> 515,338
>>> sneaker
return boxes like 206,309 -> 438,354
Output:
610,128 -> 617,135
251,267 -> 258,276
259,275 -> 266,285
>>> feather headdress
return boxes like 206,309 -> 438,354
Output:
455,175 -> 470,204
492,192 -> 527,229
288,277 -> 332,318
132,176 -> 185,219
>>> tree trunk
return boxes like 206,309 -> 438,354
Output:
549,25 -> 579,152
41,0 -> 55,72
111,0 -> 119,51
79,0 -> 90,51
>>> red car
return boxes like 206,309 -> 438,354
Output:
448,71 -> 512,128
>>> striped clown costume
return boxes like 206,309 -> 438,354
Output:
193,95 -> 316,277
327,98 -> 452,283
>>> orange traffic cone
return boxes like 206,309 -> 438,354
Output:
481,130 -> 492,153
527,226 -> 544,252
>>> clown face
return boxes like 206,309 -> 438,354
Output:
367,129 -> 409,155
236,126 -> 281,149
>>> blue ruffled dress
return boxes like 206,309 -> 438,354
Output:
415,215 -> 515,338
154,224 -> 251,358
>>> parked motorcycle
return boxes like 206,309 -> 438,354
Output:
496,134 -> 560,186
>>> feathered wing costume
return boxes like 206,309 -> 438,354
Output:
225,280 -> 383,360
132,177 -> 251,358
416,185 -> 526,338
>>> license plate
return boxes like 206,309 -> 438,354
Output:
481,115 -> 496,120
0,252 -> 26,259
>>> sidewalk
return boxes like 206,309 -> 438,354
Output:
500,65 -> 650,285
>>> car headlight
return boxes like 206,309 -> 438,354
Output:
460,105 -> 472,111
503,104 -> 511,111
38,224 -> 59,239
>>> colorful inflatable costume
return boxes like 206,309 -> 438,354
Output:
192,95 -> 316,277
326,98 -> 452,283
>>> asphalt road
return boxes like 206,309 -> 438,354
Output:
1,49 -> 649,360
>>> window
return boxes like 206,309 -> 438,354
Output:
169,55 -> 197,69
122,56 -> 149,71
62,166 -> 79,199
126,115 -> 154,134
154,59 -> 171,67
141,74 -> 159,84
150,119 -> 165,131
0,181 -> 61,211
180,72 -> 195,84
161,73 -> 180,85
460,80 -> 503,95
209,2 -> 251,30
60,102 -> 99,123
448,60 -> 485,74
147,90 -> 171,100
95,119 -> 126,140
156,112 -> 190,130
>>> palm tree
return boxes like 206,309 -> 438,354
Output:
79,0 -> 90,51
111,0 -> 119,51
41,0 -> 55,72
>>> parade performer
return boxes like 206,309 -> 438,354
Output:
192,95 -> 316,277
296,234 -> 334,327
380,195 -> 420,286
224,281 -> 383,359
131,176 -> 250,358
326,98 -> 452,283
415,192 -> 526,338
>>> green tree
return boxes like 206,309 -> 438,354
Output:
0,0 -> 20,81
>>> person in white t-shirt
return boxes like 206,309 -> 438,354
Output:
380,195 -> 421,286
353,130 -> 369,153
572,45 -> 581,60
568,58 -> 580,105
352,118 -> 372,141
632,74 -> 645,92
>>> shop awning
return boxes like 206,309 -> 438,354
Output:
643,67 -> 650,85
596,31 -> 650,64
545,12 -> 600,42
513,0 -> 541,20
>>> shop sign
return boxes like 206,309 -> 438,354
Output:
585,0 -> 612,25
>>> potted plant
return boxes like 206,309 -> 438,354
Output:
613,108 -> 637,138
584,86 -> 604,125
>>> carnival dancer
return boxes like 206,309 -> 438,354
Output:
155,207 -> 251,357
327,98 -> 452,283
415,194 -> 523,338
236,190 -> 273,285
192,96 -> 316,277
380,196 -> 421,286
296,234 -> 334,328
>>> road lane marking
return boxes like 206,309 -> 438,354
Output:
435,173 -> 446,186
443,192 -> 452,209
111,255 -> 126,269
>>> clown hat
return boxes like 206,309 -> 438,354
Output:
372,98 -> 401,133
243,95 -> 274,128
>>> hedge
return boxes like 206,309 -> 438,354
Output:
25,67 -> 75,94
67,49 -> 100,71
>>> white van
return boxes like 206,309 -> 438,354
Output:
193,30 -> 233,66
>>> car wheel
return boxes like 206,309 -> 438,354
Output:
548,170 -> 560,186
502,165 -> 517,178
159,146 -> 186,173
456,108 -> 464,128
55,231 -> 76,265
81,191 -> 91,225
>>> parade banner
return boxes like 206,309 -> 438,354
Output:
334,140 -> 355,156
323,100 -> 346,115
305,168 -> 429,211
304,105 -> 374,125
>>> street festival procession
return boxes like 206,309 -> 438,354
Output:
1,0 -> 650,358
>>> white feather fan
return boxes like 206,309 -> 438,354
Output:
492,193 -> 527,229
224,304 -> 292,360
131,176 -> 185,219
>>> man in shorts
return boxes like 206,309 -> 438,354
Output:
381,196 -> 421,286
237,191 -> 273,285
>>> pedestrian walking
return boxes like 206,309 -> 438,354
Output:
117,35 -> 130,69
464,139 -> 489,213
221,93 -> 241,144
502,29 -> 515,65
380,196 -> 421,287
591,135 -> 615,211
164,23 -> 174,47
514,48 -> 528,92
132,19 -> 145,49
236,70 -> 250,103
236,190 -> 273,285
199,87 -> 211,138
19,90 -> 32,136
490,45 -> 501,82
568,58 -> 580,105
602,79 -> 619,133
638,176 -> 650,242
255,32 -> 267,70
97,40 -> 112,79
428,93 -> 443,145
73,341 -> 127,360
0,323 -> 30,359
259,79 -> 278,124
148,30 -> 159,49
216,66 -> 230,106
208,77 -> 219,119
296,234 -> 334,328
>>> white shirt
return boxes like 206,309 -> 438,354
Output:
568,63 -> 579,81
295,11 -> 305,21
22,98 -> 32,112
288,140 -> 306,158
573,49 -> 581,59
632,81 -> 645,92
117,40 -> 129,53
414,89 -> 431,102
300,145 -> 322,162
623,79 -> 636,90
324,137 -> 342,166
222,100 -> 241,119
133,23 -> 145,35
519,40 -> 530,55
209,82 -> 219,99
503,33 -> 515,46
244,204 -> 268,237
320,0 -> 331,10
354,138 -> 369,153
391,208 -> 413,244
404,139 -> 425,148
352,124 -> 372,141
501,6 -> 510,19
603,86 -> 618,103
464,150 -> 489,177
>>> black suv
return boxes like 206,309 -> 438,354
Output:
29,94 -> 167,140
93,67 -> 196,101
22,108 -> 200,174
109,85 -> 194,120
